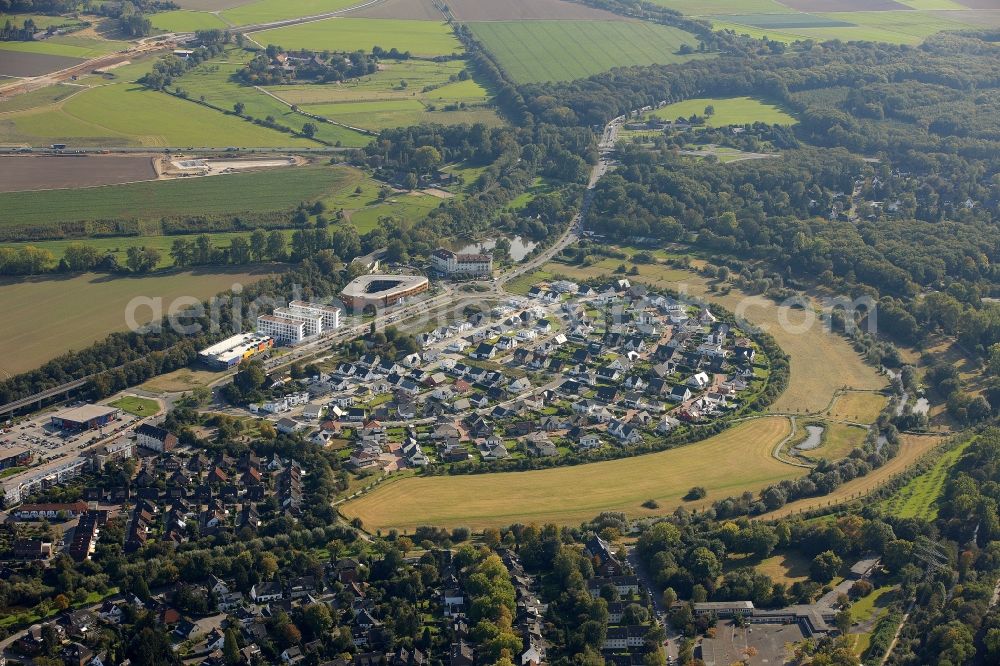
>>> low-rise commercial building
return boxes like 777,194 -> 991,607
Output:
198,333 -> 274,370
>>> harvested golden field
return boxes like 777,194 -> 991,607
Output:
342,417 -> 801,532
827,391 -> 888,424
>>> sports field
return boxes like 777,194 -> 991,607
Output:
253,18 -> 463,57
341,417 -> 801,531
0,268 -> 274,375
222,0 -> 361,26
469,20 -> 708,84
880,436 -> 973,520
647,96 -> 798,126
109,396 -> 161,416
0,83 -> 319,148
764,433 -> 942,519
0,164 -> 358,228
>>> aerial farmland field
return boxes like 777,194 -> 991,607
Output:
342,417 -> 801,531
253,18 -> 463,56
0,267 -> 276,375
469,20 -> 709,84
221,0 -> 361,26
0,83 -> 319,148
0,164 -> 359,228
150,9 -> 230,32
0,155 -> 157,193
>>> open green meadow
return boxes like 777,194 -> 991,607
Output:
150,9 -> 230,32
797,422 -> 869,463
109,395 -> 160,416
321,174 -> 444,232
645,0 -> 790,13
0,164 -> 358,227
0,268 -> 275,376
0,35 -> 128,59
470,20 -> 709,84
0,13 -> 88,30
222,0 -> 361,26
880,438 -> 973,520
647,96 -> 798,126
173,49 -> 370,146
254,18 -> 463,57
0,82 -> 319,147
262,57 -> 500,131
0,84 -> 80,114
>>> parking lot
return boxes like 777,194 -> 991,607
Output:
698,620 -> 804,666
0,402 -> 138,466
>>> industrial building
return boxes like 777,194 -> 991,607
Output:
431,248 -> 493,278
198,333 -> 274,370
0,447 -> 31,471
341,274 -> 429,310
50,404 -> 121,432
256,301 -> 342,344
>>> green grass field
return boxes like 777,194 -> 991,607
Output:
647,96 -> 797,126
173,49 -> 370,146
321,175 -> 444,233
712,10 -> 978,45
0,268 -> 275,375
0,164 -> 358,227
300,99 -> 500,131
0,83 -> 320,147
470,20 -> 709,84
254,18 -> 463,57
342,417 -> 802,531
222,0 -> 360,26
109,395 -> 160,416
880,437 -> 973,520
0,35 -> 128,59
645,0 -> 789,14
0,13 -> 88,30
0,84 -> 80,114
151,9 -> 230,32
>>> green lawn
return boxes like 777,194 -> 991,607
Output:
0,83 -> 320,147
0,164 -> 360,227
222,0 -> 360,26
110,396 -> 160,416
151,9 -> 230,32
646,96 -> 797,126
469,20 -> 709,84
253,18 -> 463,57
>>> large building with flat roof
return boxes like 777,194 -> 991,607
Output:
341,274 -> 429,310
50,405 -> 121,431
431,248 -> 493,278
198,333 -> 274,370
256,300 -> 342,344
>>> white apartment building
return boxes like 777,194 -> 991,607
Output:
257,314 -> 307,343
289,301 -> 340,330
431,248 -> 493,277
257,301 -> 342,344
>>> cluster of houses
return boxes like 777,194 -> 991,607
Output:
443,549 -> 548,666
582,536 -> 661,663
235,278 -> 762,477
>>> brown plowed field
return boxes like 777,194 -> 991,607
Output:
0,51 -> 84,77
0,155 -> 157,192
447,0 -> 626,21
780,0 -> 912,10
